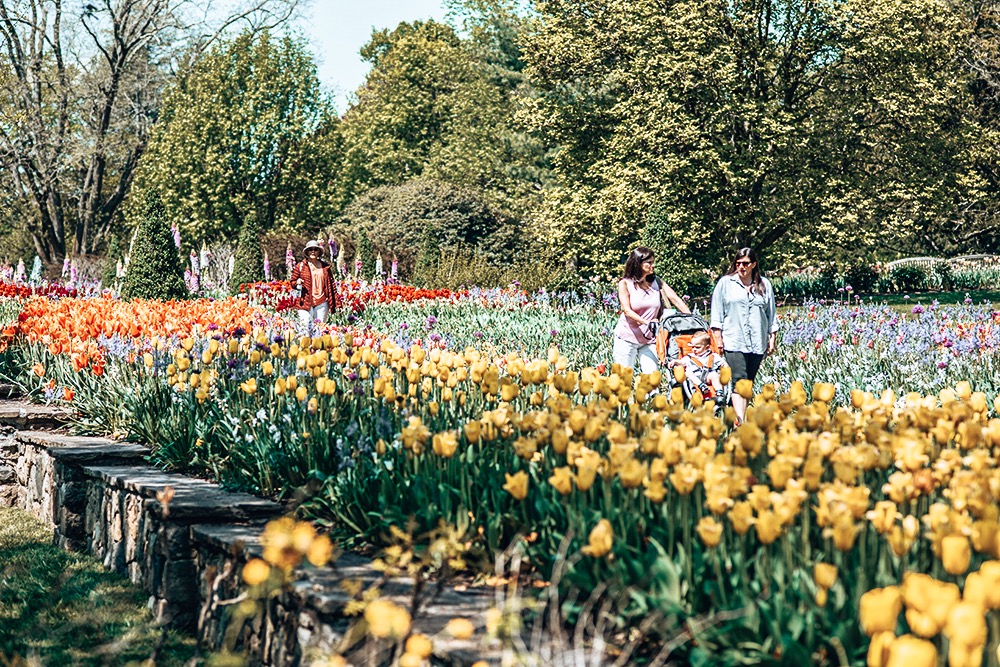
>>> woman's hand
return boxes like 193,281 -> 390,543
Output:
766,334 -> 776,356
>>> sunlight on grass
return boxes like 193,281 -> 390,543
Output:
0,507 -> 197,666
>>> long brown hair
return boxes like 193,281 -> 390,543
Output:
623,246 -> 655,283
725,247 -> 765,295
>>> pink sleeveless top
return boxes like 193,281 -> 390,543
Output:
614,278 -> 661,344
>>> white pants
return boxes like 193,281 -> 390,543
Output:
612,336 -> 659,375
297,302 -> 330,327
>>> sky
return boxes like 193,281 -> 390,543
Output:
301,0 -> 450,113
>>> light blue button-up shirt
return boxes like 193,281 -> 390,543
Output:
710,274 -> 778,354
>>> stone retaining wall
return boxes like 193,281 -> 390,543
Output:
0,402 -> 497,666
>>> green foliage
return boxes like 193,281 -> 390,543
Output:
230,212 -> 265,294
130,30 -> 345,243
889,264 -> 931,292
340,12 -> 551,223
101,235 -> 123,289
409,245 -> 569,292
356,230 -> 376,281
333,178 -> 514,278
642,203 -> 723,298
0,507 -> 196,665
842,263 -> 880,294
522,0 -> 996,274
121,195 -> 187,301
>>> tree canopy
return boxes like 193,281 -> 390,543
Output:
130,30 -> 344,243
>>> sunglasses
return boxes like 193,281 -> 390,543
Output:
735,260 -> 753,266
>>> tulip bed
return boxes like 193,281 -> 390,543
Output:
4,286 -> 1000,665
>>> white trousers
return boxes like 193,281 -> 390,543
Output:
297,302 -> 330,327
612,336 -> 659,375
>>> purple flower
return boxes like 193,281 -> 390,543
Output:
426,316 -> 437,326
937,360 -> 948,369
473,331 -> 484,339
550,329 -> 559,337
399,322 -> 409,330
171,223 -> 181,250
430,333 -> 441,342
911,305 -> 925,314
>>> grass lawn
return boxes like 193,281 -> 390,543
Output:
0,506 -> 198,666
778,289 -> 1000,313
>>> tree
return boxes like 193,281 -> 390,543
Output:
229,211 -> 264,293
121,193 -> 186,300
522,0 -> 987,274
0,0 -> 300,262
131,29 -> 344,243
332,178 -> 511,278
341,15 -> 550,211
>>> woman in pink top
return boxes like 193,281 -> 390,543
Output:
613,247 -> 690,374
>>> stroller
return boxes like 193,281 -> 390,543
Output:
655,312 -> 730,408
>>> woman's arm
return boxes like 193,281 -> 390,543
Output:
617,280 -> 651,325
709,279 -> 726,351
766,279 -> 778,355
659,281 -> 691,314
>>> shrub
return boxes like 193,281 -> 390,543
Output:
121,194 -> 187,300
332,178 -> 517,279
889,264 -> 930,292
931,261 -> 953,290
230,213 -> 265,295
842,263 -> 879,294
410,246 -> 569,292
102,235 -> 124,289
356,230 -> 376,281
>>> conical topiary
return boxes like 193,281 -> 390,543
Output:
229,211 -> 264,295
102,234 -> 123,289
121,193 -> 187,300
357,230 -> 376,282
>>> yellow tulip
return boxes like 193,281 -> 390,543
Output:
728,502 -> 754,535
581,519 -> 613,557
867,630 -> 894,667
941,535 -> 972,575
432,431 -> 459,458
242,558 -> 271,586
445,617 -> 476,639
672,364 -> 685,384
884,635 -> 936,667
719,365 -> 731,386
754,510 -> 782,545
364,600 -> 411,639
548,467 -> 575,496
405,634 -> 433,659
944,602 -> 987,648
399,653 -> 421,667
295,386 -> 308,402
735,378 -> 754,399
813,563 -> 838,590
502,471 -> 529,501
240,378 -> 257,395
813,382 -> 835,403
696,516 -> 722,548
859,586 -> 902,636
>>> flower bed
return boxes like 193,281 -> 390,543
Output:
4,291 -> 1000,664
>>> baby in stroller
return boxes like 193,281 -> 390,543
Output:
666,329 -> 729,406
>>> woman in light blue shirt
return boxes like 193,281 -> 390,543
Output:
710,248 -> 778,423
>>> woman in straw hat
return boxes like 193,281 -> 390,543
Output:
289,239 -> 338,326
